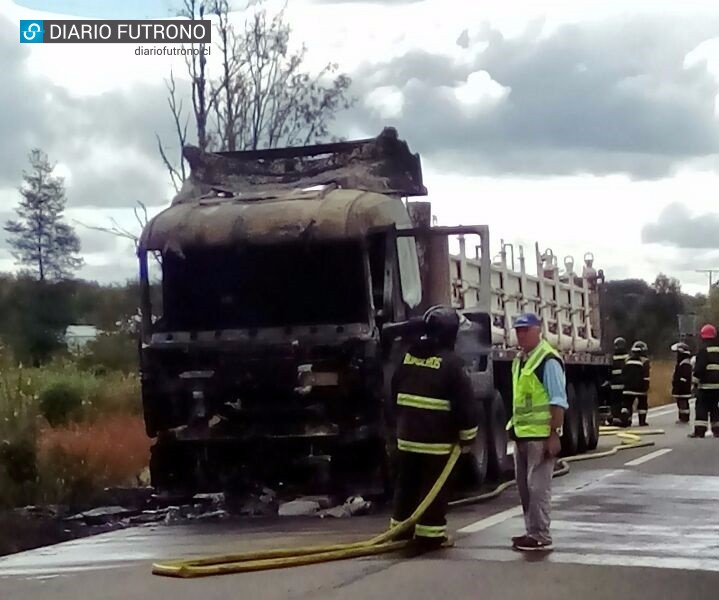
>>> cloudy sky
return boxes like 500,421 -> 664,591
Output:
3,0 -> 719,294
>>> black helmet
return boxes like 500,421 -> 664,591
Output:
613,336 -> 627,352
423,305 -> 460,348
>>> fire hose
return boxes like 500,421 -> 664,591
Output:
151,425 -> 665,578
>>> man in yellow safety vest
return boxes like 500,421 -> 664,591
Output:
508,313 -> 567,552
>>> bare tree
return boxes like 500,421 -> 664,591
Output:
74,201 -> 162,266
156,71 -> 189,194
157,0 -> 355,187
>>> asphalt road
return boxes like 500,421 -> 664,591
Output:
2,402 -> 719,600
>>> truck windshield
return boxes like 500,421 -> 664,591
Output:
158,241 -> 368,331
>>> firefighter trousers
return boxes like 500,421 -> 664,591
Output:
610,389 -> 625,422
391,450 -> 448,547
621,392 -> 647,426
673,395 -> 691,423
692,391 -> 719,437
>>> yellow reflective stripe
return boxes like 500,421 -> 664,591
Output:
397,439 -> 453,455
612,369 -> 623,375
623,391 -> 645,396
695,420 -> 709,426
397,393 -> 451,411
459,426 -> 478,441
707,364 -> 719,370
625,360 -> 644,366
613,354 -> 629,360
699,383 -> 719,389
610,384 -> 624,390
403,353 -> 442,369
414,524 -> 447,538
707,347 -> 719,353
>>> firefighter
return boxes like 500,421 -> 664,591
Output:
689,324 -> 719,438
621,341 -> 650,426
671,342 -> 693,424
607,337 -> 629,425
390,305 -> 478,553
638,340 -> 651,425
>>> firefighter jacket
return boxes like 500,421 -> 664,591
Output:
610,353 -> 629,391
693,342 -> 719,391
622,354 -> 650,395
391,339 -> 478,455
510,339 -> 564,439
672,357 -> 693,399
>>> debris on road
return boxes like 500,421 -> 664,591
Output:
318,496 -> 373,519
65,506 -> 139,525
278,499 -> 321,516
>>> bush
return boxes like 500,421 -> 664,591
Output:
75,331 -> 139,375
39,382 -> 83,427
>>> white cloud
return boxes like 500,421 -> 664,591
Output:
364,85 -> 404,118
450,70 -> 509,108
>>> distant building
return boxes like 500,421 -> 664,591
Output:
64,325 -> 101,351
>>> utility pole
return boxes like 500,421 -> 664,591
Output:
696,269 -> 719,296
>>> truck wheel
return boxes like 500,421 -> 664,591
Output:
578,382 -> 593,452
585,383 -> 600,450
487,390 -> 509,480
561,382 -> 581,456
458,403 -> 488,488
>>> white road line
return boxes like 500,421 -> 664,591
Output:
624,448 -> 673,467
457,506 -> 523,534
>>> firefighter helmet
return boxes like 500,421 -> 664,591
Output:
613,337 -> 627,352
423,305 -> 460,346
631,340 -> 648,355
672,342 -> 691,355
700,324 -> 717,340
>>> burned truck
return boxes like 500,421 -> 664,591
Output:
137,128 -> 610,495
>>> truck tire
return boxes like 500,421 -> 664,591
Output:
486,390 -> 509,480
561,382 -> 581,456
585,383 -> 600,450
578,382 -> 593,452
458,402 -> 489,488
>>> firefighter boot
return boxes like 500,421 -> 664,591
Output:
638,412 -> 648,427
689,422 -> 707,438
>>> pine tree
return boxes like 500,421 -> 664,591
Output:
4,148 -> 83,281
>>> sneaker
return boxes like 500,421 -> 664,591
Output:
515,537 -> 553,552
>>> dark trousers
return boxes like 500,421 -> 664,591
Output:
610,389 -> 625,422
693,391 -> 719,437
674,396 -> 691,423
620,392 -> 644,426
636,394 -> 648,425
391,451 -> 448,547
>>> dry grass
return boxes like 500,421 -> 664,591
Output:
648,359 -> 675,408
36,414 -> 151,505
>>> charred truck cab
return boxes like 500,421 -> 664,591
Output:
138,128 -> 609,496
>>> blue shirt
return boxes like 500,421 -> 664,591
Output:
543,358 -> 569,409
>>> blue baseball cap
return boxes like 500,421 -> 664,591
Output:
513,313 -> 541,328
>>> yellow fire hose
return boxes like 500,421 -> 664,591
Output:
152,425 -> 664,578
